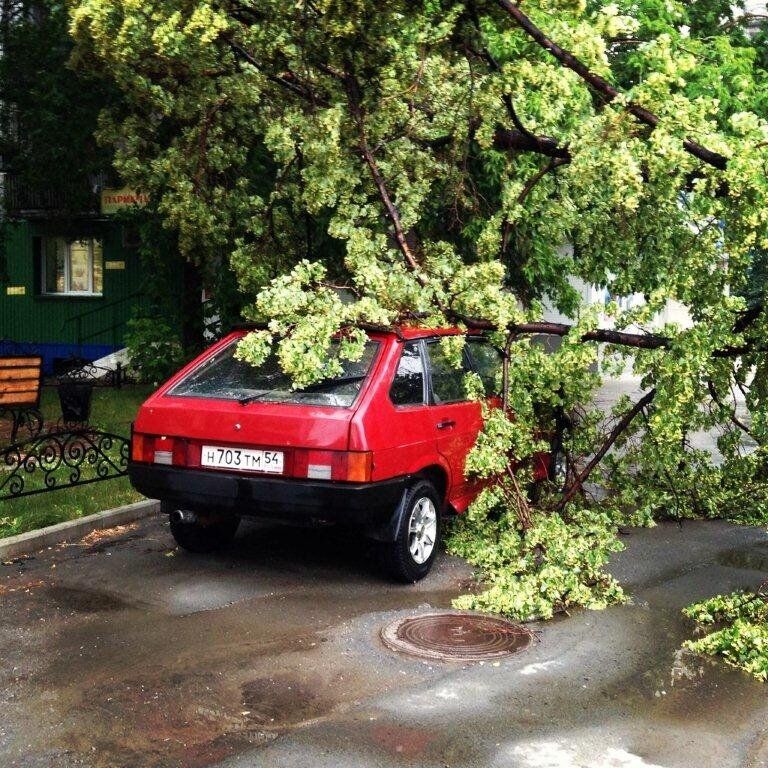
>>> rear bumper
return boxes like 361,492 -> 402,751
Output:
128,462 -> 410,540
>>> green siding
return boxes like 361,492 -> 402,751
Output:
0,220 -> 150,348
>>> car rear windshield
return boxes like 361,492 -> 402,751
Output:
167,339 -> 380,408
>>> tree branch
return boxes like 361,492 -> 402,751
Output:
342,67 -> 426,281
558,388 -> 656,509
464,8 -> 541,145
501,156 -> 569,252
494,127 -> 572,160
455,315 -> 672,349
501,331 -> 517,411
493,0 -> 729,170
517,157 -> 569,205
224,35 -> 329,106
707,379 -> 755,439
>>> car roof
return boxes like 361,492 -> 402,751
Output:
394,326 -> 464,339
232,324 -> 475,341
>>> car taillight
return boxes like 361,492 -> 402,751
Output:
345,451 -> 373,482
131,431 -> 154,463
131,432 -> 186,466
295,450 -> 373,482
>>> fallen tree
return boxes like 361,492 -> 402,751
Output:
70,0 -> 768,653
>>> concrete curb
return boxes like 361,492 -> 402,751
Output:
0,499 -> 160,561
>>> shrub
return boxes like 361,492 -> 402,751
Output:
124,316 -> 186,385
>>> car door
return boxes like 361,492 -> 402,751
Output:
424,338 -> 483,502
357,338 -> 437,481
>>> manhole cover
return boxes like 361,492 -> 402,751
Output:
380,611 -> 533,661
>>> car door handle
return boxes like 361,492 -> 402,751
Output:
436,419 -> 456,430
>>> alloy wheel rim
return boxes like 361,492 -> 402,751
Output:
554,450 -> 567,484
408,497 -> 437,564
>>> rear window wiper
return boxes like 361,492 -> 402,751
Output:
238,391 -> 271,406
298,375 -> 366,393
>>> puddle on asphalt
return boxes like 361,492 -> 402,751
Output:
588,605 -> 766,731
2,569 -> 468,768
717,542 -> 768,573
46,585 -> 130,613
241,674 -> 335,727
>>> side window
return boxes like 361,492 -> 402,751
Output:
467,338 -> 503,396
389,342 -> 425,406
426,340 -> 470,404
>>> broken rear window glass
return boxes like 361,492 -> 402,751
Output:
168,339 -> 379,408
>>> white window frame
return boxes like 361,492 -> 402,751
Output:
40,238 -> 103,297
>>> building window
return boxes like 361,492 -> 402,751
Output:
41,238 -> 103,296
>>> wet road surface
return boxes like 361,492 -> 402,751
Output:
1,516 -> 766,768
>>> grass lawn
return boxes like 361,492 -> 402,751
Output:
0,384 -> 154,539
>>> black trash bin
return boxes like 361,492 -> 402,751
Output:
58,380 -> 94,423
57,366 -> 96,424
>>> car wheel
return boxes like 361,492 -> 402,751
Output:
549,443 -> 568,490
529,442 -> 568,504
381,480 -> 441,583
165,503 -> 240,553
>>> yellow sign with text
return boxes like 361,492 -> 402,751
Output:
6,286 -> 25,296
101,188 -> 149,215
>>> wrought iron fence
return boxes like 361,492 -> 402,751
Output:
0,427 -> 130,500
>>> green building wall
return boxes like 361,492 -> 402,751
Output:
0,219 -> 159,372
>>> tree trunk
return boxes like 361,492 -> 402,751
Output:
181,260 -> 204,354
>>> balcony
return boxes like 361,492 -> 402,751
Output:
1,171 -> 108,218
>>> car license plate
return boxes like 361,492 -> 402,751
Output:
200,445 -> 284,474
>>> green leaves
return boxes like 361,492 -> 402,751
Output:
684,592 -> 768,681
450,508 -> 626,620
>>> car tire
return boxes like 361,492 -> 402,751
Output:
381,480 -> 441,583
165,503 -> 240,553
548,442 -> 568,490
529,441 -> 568,503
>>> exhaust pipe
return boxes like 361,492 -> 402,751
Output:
170,509 -> 198,525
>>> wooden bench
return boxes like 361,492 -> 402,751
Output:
0,356 -> 44,443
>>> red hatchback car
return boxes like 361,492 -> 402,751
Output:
129,327 -> 551,581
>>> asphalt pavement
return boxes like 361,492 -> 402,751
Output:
1,514 -> 767,768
